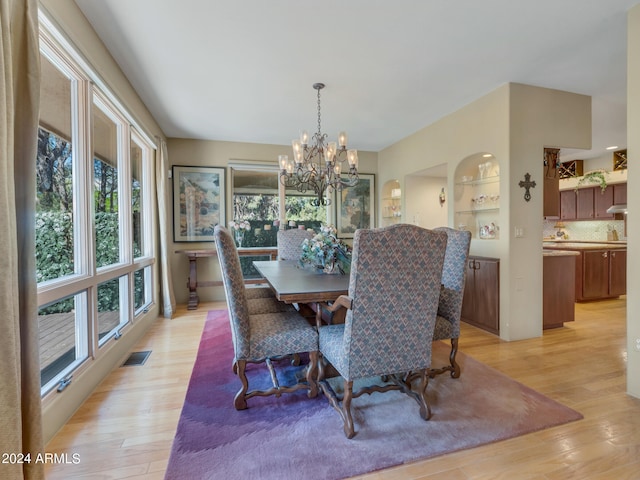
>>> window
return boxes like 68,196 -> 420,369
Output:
230,165 -> 328,277
37,19 -> 156,396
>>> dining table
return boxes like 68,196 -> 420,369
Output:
252,260 -> 349,305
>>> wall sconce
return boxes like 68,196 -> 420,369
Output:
439,187 -> 446,207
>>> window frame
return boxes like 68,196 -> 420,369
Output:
37,14 -> 157,398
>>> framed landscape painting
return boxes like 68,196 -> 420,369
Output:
336,173 -> 375,238
172,165 -> 226,242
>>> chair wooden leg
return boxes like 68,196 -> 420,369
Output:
450,337 -> 461,378
418,369 -> 432,420
306,351 -> 319,398
233,359 -> 249,410
342,380 -> 355,439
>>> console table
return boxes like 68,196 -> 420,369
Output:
176,247 -> 278,310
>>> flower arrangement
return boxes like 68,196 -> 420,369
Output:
229,220 -> 250,247
576,169 -> 608,192
299,225 -> 351,274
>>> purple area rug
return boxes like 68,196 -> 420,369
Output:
165,310 -> 582,480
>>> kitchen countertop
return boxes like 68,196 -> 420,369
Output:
543,249 -> 580,257
543,242 -> 627,250
543,239 -> 627,245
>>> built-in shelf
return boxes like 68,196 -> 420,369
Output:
454,157 -> 500,240
455,175 -> 500,187
381,180 -> 402,226
456,207 -> 500,215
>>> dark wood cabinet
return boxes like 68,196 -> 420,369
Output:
582,250 -> 610,299
613,183 -> 627,205
559,183 -> 625,221
609,250 -> 627,296
543,176 -> 560,217
576,188 -> 595,219
580,249 -> 626,300
544,245 -> 626,301
560,189 -> 577,220
461,256 -> 499,334
593,186 -> 614,219
543,148 -> 560,218
543,254 -> 576,329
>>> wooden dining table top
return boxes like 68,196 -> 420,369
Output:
252,260 -> 349,304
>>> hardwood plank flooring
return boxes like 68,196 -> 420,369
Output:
45,297 -> 640,479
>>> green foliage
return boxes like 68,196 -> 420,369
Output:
576,170 -> 608,192
36,211 -> 128,314
95,212 -> 120,268
35,211 -> 74,283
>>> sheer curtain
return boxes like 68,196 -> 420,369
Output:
0,0 -> 44,478
156,138 -> 176,318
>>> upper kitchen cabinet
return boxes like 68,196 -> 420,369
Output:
560,183 -> 626,221
543,148 -> 560,218
560,189 -> 577,220
454,153 -> 500,240
613,183 -> 627,205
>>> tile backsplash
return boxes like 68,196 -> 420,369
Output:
543,219 -> 626,241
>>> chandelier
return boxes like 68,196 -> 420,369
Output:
279,83 -> 359,206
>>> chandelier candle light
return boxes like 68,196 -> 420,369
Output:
279,83 -> 359,207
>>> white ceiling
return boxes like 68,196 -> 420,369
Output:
74,0 -> 638,161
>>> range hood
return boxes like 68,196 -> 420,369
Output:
606,204 -> 628,214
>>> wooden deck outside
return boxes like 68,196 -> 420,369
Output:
39,311 -> 121,370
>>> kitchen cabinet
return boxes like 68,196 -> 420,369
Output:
543,252 -> 577,329
609,249 -> 627,296
613,183 -> 627,205
461,256 -> 499,334
577,248 -> 626,300
593,187 -> 614,219
543,244 -> 626,301
582,250 -> 627,300
560,189 -> 577,220
543,148 -> 560,218
576,187 -> 595,219
559,183 -> 625,221
581,249 -> 626,300
582,250 -> 610,299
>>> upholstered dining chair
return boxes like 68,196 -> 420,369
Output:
214,225 -> 319,410
277,228 -> 314,261
430,227 -> 471,379
316,224 -> 447,438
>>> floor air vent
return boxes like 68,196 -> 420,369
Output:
122,350 -> 151,367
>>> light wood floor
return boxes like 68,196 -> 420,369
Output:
45,297 -> 640,479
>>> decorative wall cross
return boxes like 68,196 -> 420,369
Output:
519,172 -> 536,202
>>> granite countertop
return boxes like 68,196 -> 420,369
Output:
543,239 -> 627,245
543,242 -> 627,250
543,249 -> 580,257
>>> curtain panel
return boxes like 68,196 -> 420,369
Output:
0,0 -> 45,478
156,138 -> 176,318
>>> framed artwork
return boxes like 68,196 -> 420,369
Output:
335,173 -> 376,238
172,165 -> 226,242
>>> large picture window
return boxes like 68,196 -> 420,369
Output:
37,21 -> 156,396
230,165 -> 329,277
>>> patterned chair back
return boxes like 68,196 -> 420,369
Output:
433,227 -> 471,338
214,225 -> 251,359
342,224 -> 447,379
277,228 -> 314,261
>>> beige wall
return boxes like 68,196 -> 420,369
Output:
39,0 -> 166,442
404,174 -> 448,228
626,4 -> 640,398
379,83 -> 591,341
167,138 -> 378,304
